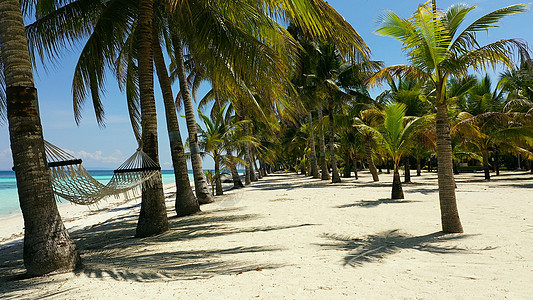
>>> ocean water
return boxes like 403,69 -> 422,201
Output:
0,170 -> 185,218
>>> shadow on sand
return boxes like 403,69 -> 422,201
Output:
0,206 -> 317,297
319,230 -> 493,267
336,198 -> 419,208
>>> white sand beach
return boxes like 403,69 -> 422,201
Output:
0,171 -> 532,299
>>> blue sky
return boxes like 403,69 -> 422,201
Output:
1,0 -> 532,170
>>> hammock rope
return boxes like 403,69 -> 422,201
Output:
44,141 -> 161,205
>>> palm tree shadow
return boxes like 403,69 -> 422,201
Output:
337,198 -> 418,208
319,230 -> 493,267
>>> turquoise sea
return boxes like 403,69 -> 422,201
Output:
0,170 -> 186,218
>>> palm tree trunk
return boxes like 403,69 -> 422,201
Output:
328,109 -> 341,183
416,157 -> 421,176
174,39 -> 213,204
136,0 -> 169,237
250,153 -> 258,181
404,156 -> 411,183
228,156 -> 244,188
214,154 -> 223,195
364,140 -> 379,181
152,30 -> 199,217
435,98 -> 463,233
494,150 -> 500,176
317,103 -> 330,180
254,158 -> 263,179
391,167 -> 404,199
343,153 -> 351,178
308,111 -> 320,178
353,156 -> 359,179
260,161 -> 268,177
0,0 -> 81,274
482,150 -> 491,181
453,159 -> 459,174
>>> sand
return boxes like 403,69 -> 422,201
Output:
0,170 -> 532,299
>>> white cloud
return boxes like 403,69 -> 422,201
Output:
76,149 -> 125,164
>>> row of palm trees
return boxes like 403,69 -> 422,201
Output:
1,0 -> 532,277
0,0 -> 368,275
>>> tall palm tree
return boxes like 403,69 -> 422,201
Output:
370,1 -> 530,233
135,0 -> 169,237
0,0 -> 80,275
152,26 -> 200,216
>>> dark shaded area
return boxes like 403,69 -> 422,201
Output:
319,230 -> 491,267
336,198 -> 419,208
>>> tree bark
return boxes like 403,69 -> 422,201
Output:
343,153 -> 351,178
152,30 -> 199,217
0,0 -> 81,275
254,158 -> 263,179
228,157 -> 244,188
214,153 -> 223,195
328,109 -> 341,183
494,151 -> 500,176
404,157 -> 411,183
416,157 -> 421,176
136,0 -> 169,237
174,39 -> 214,204
353,157 -> 359,179
435,96 -> 463,233
317,103 -> 330,180
308,111 -> 320,178
482,151 -> 491,181
364,141 -> 379,181
391,169 -> 404,199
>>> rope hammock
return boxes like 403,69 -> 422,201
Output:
44,141 -> 161,205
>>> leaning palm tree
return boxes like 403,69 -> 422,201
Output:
0,0 -> 80,275
370,1 -> 530,233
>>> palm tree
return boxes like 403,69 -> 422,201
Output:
370,1 -> 529,233
152,27 -> 200,216
452,111 -> 533,180
197,106 -> 252,195
354,108 -> 383,182
0,0 -> 80,275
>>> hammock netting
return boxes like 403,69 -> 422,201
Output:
44,141 -> 161,205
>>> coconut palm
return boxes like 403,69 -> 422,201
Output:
452,111 -> 533,180
197,106 -> 253,195
354,107 -> 383,182
370,1 -> 530,233
0,0 -> 80,275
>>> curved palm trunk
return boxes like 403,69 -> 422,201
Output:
214,154 -> 223,195
482,150 -> 491,181
242,119 -> 252,184
364,140 -> 379,181
391,166 -> 404,199
404,157 -> 411,183
250,153 -> 258,181
136,0 -> 169,237
436,99 -> 463,233
228,160 -> 244,188
317,103 -> 330,180
174,40 -> 214,204
152,31 -> 199,217
0,0 -> 81,275
308,111 -> 320,178
328,109 -> 341,183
